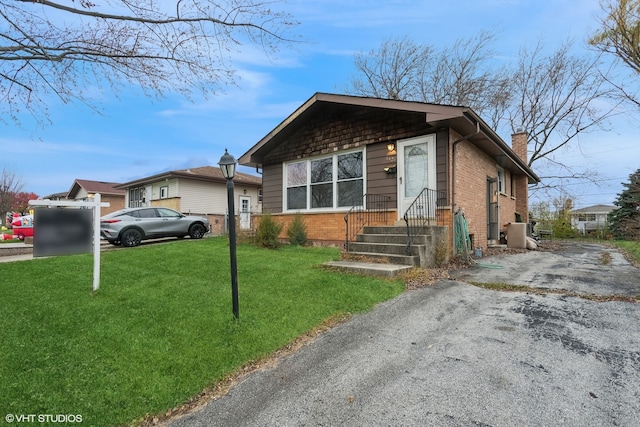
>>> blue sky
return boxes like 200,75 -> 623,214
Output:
2,0 -> 639,209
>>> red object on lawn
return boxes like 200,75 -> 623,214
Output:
13,226 -> 34,240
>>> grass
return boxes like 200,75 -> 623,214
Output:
0,237 -> 405,426
609,240 -> 640,265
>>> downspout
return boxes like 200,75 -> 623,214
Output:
451,120 -> 481,256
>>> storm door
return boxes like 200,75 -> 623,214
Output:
397,134 -> 436,220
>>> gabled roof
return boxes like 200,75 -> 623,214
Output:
41,191 -> 69,200
239,92 -> 540,184
68,179 -> 126,199
116,166 -> 262,189
572,204 -> 616,214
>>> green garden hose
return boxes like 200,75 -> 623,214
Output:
454,209 -> 504,269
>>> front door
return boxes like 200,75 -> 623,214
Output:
397,134 -> 436,220
239,196 -> 251,230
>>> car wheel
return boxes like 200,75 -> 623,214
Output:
189,223 -> 206,239
121,229 -> 143,247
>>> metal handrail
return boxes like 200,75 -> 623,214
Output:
403,188 -> 446,253
344,194 -> 391,250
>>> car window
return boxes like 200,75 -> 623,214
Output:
157,208 -> 181,218
119,210 -> 139,218
138,209 -> 158,218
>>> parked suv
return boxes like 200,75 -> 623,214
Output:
101,207 -> 210,247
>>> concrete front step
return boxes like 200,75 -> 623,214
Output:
324,260 -> 413,278
343,251 -> 419,266
356,233 -> 428,245
362,225 -> 407,234
348,241 -> 421,257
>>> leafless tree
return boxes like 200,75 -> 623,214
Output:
0,0 -> 299,126
348,34 -> 621,194
507,41 -> 620,174
419,31 -> 512,128
350,35 -> 433,101
0,167 -> 24,217
347,31 -> 510,129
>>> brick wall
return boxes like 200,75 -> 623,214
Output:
254,211 -> 399,246
511,132 -> 530,223
453,139 -> 498,249
100,195 -> 125,215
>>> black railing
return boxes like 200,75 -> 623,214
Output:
403,188 -> 446,253
344,194 -> 391,251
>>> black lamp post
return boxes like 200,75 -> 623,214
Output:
218,149 -> 239,320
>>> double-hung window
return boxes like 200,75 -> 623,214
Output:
285,150 -> 364,211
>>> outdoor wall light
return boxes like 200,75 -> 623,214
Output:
218,148 -> 239,320
387,142 -> 396,154
384,165 -> 397,174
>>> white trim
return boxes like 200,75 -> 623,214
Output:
239,196 -> 251,229
397,134 -> 436,220
282,147 -> 366,212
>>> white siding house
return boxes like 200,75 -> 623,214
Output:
116,166 -> 262,234
571,204 -> 615,235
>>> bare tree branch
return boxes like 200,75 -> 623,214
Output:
0,0 -> 300,127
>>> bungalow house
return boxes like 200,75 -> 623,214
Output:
571,204 -> 615,235
41,191 -> 70,201
240,93 -> 539,264
67,179 -> 125,215
116,166 -> 262,234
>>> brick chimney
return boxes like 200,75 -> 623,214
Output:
511,131 -> 528,163
511,131 -> 529,223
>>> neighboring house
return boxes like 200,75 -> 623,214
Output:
116,166 -> 262,234
240,93 -> 539,253
41,191 -> 69,201
67,179 -> 125,216
571,204 -> 615,235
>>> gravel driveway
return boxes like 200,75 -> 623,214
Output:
167,242 -> 640,427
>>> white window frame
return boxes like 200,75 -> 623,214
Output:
160,186 -> 168,199
283,148 -> 366,212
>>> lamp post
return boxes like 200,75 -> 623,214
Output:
218,149 -> 239,320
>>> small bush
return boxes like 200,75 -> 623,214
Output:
255,213 -> 283,249
286,213 -> 308,246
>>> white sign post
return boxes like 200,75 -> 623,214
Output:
29,193 -> 110,291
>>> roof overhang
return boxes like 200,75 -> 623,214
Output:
239,92 -> 540,184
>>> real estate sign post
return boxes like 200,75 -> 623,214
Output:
29,194 -> 110,292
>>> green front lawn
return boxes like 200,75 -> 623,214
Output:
0,237 -> 404,426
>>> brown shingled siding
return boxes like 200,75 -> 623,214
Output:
260,106 -> 450,219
